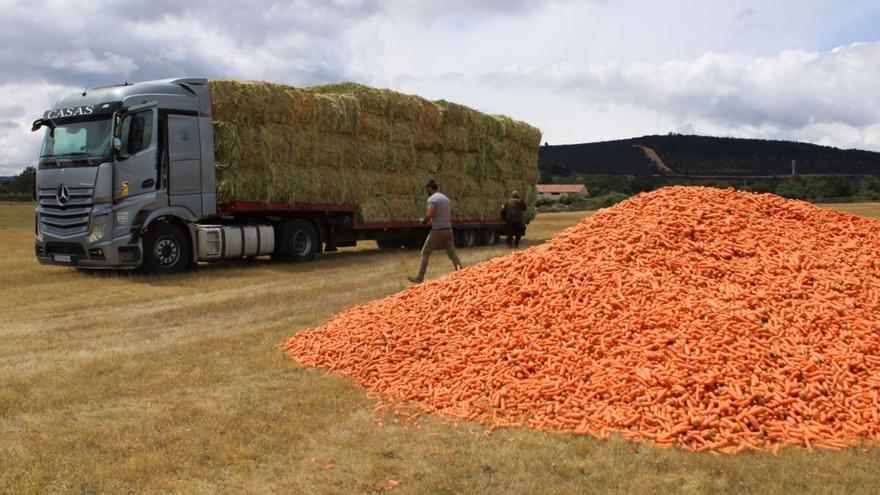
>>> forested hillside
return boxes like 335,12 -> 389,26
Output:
539,135 -> 880,177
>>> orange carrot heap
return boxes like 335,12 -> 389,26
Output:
282,186 -> 880,453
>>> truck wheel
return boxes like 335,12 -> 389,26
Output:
456,229 -> 477,248
276,219 -> 319,262
376,239 -> 399,249
143,223 -> 191,274
481,228 -> 499,246
405,236 -> 426,250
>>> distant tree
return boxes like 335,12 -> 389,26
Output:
590,191 -> 630,209
742,180 -> 776,194
0,167 -> 35,200
559,193 -> 584,206
775,178 -> 808,200
859,176 -> 880,194
10,167 -> 35,194
809,176 -> 852,199
539,169 -> 554,184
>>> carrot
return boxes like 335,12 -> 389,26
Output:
280,186 -> 880,454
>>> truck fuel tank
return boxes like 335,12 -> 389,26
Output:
195,225 -> 274,261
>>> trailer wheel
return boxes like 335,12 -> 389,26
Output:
143,223 -> 191,274
481,228 -> 499,246
376,239 -> 404,249
405,236 -> 426,250
275,219 -> 319,262
456,229 -> 477,248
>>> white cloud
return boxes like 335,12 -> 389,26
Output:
1,0 -> 880,175
479,42 -> 880,149
0,82 -> 78,175
46,50 -> 138,75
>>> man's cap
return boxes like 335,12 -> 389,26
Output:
511,190 -> 521,198
426,179 -> 439,189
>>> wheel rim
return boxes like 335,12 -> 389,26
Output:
464,231 -> 476,246
292,230 -> 312,256
154,236 -> 180,266
486,230 -> 497,244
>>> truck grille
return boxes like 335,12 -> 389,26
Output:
38,186 -> 93,238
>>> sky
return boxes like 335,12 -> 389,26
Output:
1,0 -> 879,175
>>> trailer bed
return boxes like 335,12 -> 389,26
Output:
217,201 -> 503,230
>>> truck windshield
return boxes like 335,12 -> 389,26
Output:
40,118 -> 112,163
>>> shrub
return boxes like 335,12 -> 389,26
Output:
590,191 -> 630,209
560,193 -> 590,206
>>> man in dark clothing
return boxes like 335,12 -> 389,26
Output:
501,191 -> 527,248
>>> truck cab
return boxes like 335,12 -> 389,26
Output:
33,78 -> 216,272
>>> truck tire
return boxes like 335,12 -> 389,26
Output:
275,219 -> 319,262
481,228 -> 499,246
405,236 -> 426,250
378,237 -> 423,250
376,239 -> 399,249
455,229 -> 477,248
143,223 -> 191,274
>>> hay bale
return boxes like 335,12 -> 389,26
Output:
357,112 -> 386,141
440,126 -> 476,153
312,82 -> 423,122
435,100 -> 468,126
209,80 -> 541,223
210,80 -> 318,127
314,93 -> 359,134
415,151 -> 441,173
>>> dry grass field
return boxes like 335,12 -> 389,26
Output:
2,201 -> 880,494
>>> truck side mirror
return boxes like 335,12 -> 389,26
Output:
31,118 -> 55,136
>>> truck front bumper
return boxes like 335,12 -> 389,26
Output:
35,236 -> 142,269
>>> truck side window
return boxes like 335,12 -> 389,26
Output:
121,110 -> 153,155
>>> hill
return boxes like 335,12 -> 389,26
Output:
539,135 -> 880,177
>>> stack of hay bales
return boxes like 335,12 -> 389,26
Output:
209,80 -> 540,223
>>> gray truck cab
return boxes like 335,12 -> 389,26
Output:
32,78 -> 216,271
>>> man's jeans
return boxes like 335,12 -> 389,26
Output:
417,228 -> 461,279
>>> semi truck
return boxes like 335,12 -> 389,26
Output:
31,78 -> 528,273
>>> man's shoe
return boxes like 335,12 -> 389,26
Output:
407,275 -> 424,283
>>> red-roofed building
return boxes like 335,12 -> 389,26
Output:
536,184 -> 589,200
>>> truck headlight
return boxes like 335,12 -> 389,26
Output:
35,216 -> 43,242
87,224 -> 106,244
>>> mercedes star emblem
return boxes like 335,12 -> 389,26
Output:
56,184 -> 71,205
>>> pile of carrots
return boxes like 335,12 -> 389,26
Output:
282,187 -> 880,453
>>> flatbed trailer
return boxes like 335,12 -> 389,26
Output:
217,201 -> 502,252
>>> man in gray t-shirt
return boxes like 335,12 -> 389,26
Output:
427,190 -> 453,229
408,180 -> 462,283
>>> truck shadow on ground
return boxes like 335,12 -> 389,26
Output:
71,239 -> 546,284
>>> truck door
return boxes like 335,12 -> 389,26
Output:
166,113 -> 204,216
114,104 -> 159,200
